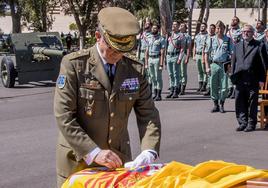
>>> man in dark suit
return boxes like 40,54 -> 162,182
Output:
231,24 -> 267,132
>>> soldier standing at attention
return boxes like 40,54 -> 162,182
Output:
254,20 -> 265,41
226,16 -> 242,98
177,22 -> 191,95
54,7 -> 161,187
145,22 -> 165,101
203,24 -> 216,96
137,19 -> 152,85
193,22 -> 208,93
204,20 -> 232,113
165,21 -> 182,98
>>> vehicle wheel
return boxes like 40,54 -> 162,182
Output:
0,57 -> 16,88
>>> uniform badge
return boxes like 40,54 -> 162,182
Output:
57,75 -> 66,89
120,77 -> 140,92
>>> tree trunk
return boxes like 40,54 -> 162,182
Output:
158,0 -> 172,35
203,0 -> 210,23
195,0 -> 206,35
188,0 -> 195,37
262,0 -> 267,28
9,0 -> 21,33
41,1 -> 47,31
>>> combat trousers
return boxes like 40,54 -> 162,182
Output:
166,55 -> 179,87
139,52 -> 151,84
210,62 -> 228,101
148,57 -> 163,90
235,83 -> 259,127
179,53 -> 188,85
196,54 -> 207,82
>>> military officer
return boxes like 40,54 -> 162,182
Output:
193,22 -> 208,93
165,21 -> 182,98
137,19 -> 152,84
226,16 -> 242,98
145,22 -> 165,101
203,24 -> 216,96
254,20 -> 265,41
54,7 -> 161,187
204,20 -> 232,113
177,22 -> 191,95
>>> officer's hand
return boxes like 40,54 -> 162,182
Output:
177,59 -> 181,64
144,64 -> 148,69
94,150 -> 122,169
192,56 -> 196,61
124,150 -> 156,169
159,65 -> 163,70
185,59 -> 189,64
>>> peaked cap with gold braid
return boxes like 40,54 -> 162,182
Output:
98,7 -> 140,52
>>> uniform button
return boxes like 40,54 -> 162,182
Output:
110,99 -> 114,103
110,112 -> 115,117
89,95 -> 93,100
126,141 -> 130,145
110,126 -> 114,131
129,96 -> 133,101
108,139 -> 112,144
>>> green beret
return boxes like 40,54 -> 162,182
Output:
98,7 -> 140,52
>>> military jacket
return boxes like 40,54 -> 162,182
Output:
167,32 -> 181,53
54,45 -> 161,177
140,31 -> 151,51
254,31 -> 265,41
194,32 -> 208,53
227,28 -> 242,44
180,32 -> 191,53
205,35 -> 233,63
147,34 -> 166,56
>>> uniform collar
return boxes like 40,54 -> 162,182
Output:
96,43 -> 117,67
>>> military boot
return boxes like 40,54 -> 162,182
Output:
152,89 -> 157,100
172,86 -> 180,98
196,82 -> 203,92
166,87 -> 174,98
211,100 -> 220,113
227,87 -> 234,98
203,87 -> 210,96
180,84 -> 186,95
154,89 -> 162,101
200,82 -> 207,92
219,100 -> 225,113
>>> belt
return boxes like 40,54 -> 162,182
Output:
167,52 -> 179,56
196,52 -> 202,55
149,54 -> 160,58
213,61 -> 223,64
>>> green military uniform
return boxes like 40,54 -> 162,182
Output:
254,31 -> 265,41
194,32 -> 208,91
138,31 -> 151,83
166,31 -> 182,98
147,34 -> 165,95
54,7 -> 161,187
178,32 -> 191,92
205,35 -> 232,110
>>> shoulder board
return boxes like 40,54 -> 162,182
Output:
123,55 -> 144,74
69,49 -> 90,60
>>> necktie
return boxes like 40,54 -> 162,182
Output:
107,63 -> 114,85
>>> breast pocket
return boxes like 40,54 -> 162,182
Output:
117,91 -> 139,118
79,87 -> 106,118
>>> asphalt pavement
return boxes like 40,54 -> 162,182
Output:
1,59 -> 268,188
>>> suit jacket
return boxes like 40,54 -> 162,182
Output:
54,45 -> 161,178
230,39 -> 266,86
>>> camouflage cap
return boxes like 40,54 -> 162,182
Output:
98,7 -> 140,52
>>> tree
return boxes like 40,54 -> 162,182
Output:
9,0 -> 22,33
187,0 -> 195,37
195,0 -> 206,35
22,0 -> 58,32
158,0 -> 172,35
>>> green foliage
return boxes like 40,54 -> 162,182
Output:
69,23 -> 78,31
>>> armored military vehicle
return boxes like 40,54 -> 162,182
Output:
0,32 -> 66,88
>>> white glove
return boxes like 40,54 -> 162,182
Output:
124,150 -> 157,169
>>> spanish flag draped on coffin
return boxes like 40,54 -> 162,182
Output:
62,160 -> 268,188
